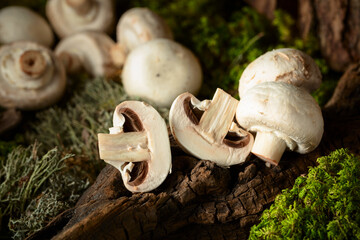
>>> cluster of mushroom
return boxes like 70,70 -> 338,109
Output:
98,48 -> 324,193
0,2 -> 202,135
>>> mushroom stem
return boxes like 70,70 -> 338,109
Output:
19,50 -> 47,78
198,88 -> 238,143
109,43 -> 127,67
66,0 -> 94,15
251,131 -> 287,165
98,132 -> 150,162
58,52 -> 83,74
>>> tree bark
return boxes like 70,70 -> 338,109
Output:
29,64 -> 360,240
298,0 -> 360,72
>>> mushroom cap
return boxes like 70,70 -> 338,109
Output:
122,39 -> 202,108
46,0 -> 115,38
239,48 -> 322,97
169,90 -> 254,167
0,41 -> 66,110
236,81 -> 324,154
117,7 -> 173,53
0,6 -> 54,47
55,31 -> 118,77
106,101 -> 172,192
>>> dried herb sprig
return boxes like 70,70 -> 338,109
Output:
0,143 -> 72,225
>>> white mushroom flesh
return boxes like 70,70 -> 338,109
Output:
117,7 -> 173,53
122,39 -> 202,108
0,6 -> 54,47
170,88 -> 254,167
0,42 -> 66,110
98,101 -> 171,192
236,81 -> 324,165
239,48 -> 322,97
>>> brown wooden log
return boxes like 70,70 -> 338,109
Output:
28,64 -> 360,240
299,0 -> 360,71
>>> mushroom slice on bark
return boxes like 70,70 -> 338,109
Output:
236,81 -> 324,166
169,88 -> 254,167
0,41 -> 66,110
98,101 -> 171,193
46,0 -> 115,38
55,31 -> 119,77
239,48 -> 322,97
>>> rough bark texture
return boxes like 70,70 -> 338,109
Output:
28,64 -> 360,240
299,0 -> 360,71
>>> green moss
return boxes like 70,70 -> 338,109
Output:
249,149 -> 360,239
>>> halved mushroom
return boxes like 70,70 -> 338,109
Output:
236,81 -> 324,166
98,101 -> 171,192
169,88 -> 254,167
46,0 -> 115,38
238,48 -> 322,97
122,38 -> 202,108
0,6 -> 54,47
0,41 -> 66,110
55,31 -> 119,77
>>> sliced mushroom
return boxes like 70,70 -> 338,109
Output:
169,88 -> 254,167
0,41 -> 66,110
98,101 -> 171,192
117,7 -> 173,54
55,31 -> 119,77
122,38 -> 202,108
236,81 -> 324,166
46,0 -> 115,38
0,6 -> 54,47
239,48 -> 322,97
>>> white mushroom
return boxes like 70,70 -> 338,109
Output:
169,88 -> 254,167
0,41 -> 66,110
116,7 -> 173,54
236,81 -> 324,166
0,6 -> 54,47
55,31 -> 119,77
238,48 -> 322,97
46,0 -> 115,38
122,38 -> 202,108
98,101 -> 171,192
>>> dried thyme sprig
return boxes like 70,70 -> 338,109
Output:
0,143 -> 72,224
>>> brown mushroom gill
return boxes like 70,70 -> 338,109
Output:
184,96 -> 251,148
118,108 -> 148,186
184,96 -> 204,125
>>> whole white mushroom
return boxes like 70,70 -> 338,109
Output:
238,48 -> 322,97
46,0 -> 115,38
55,31 -> 119,77
122,39 -> 202,108
0,41 -> 66,110
236,81 -> 324,166
0,6 -> 54,47
111,7 -> 173,67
